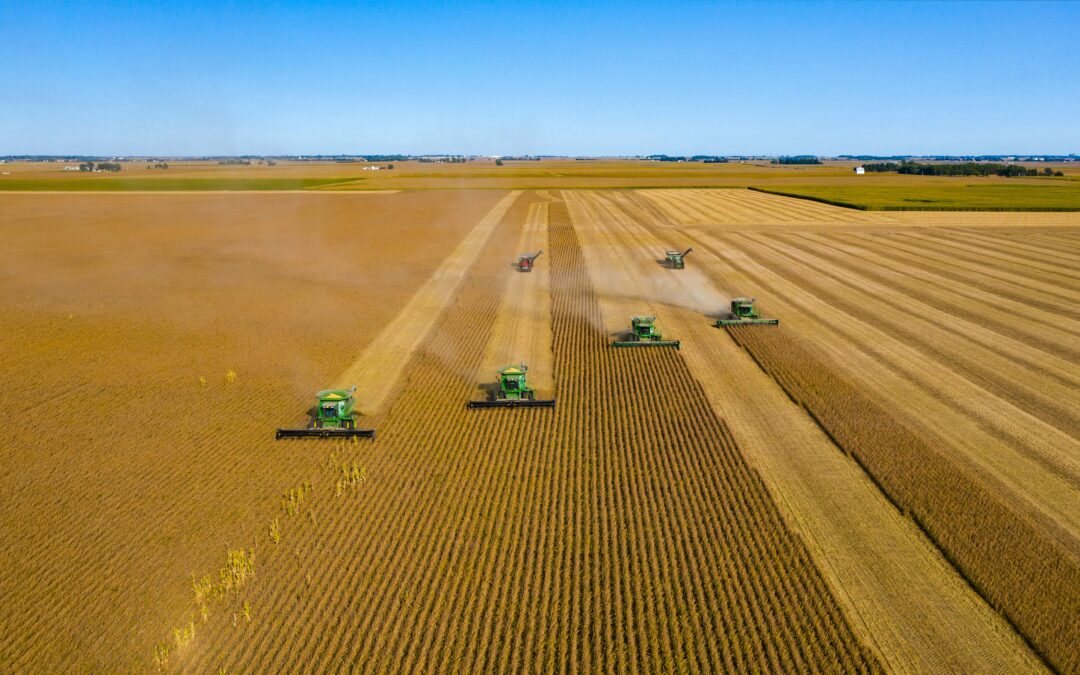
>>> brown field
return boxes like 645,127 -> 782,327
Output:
3,157 -> 1078,193
1,183 -> 1078,672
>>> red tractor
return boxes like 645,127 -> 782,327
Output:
516,250 -> 542,272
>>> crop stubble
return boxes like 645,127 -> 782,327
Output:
180,192 -> 879,672
600,187 -> 1078,671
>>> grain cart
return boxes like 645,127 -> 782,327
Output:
611,316 -> 681,349
276,387 -> 376,439
663,248 -> 693,269
714,298 -> 779,327
468,363 -> 555,409
517,250 -> 543,272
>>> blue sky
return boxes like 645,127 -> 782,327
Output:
1,1 -> 1078,155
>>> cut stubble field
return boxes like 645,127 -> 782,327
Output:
1,185 -> 1077,672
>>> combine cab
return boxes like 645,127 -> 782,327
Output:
611,316 -> 681,349
276,387 -> 376,440
715,298 -> 779,327
516,250 -> 543,272
663,248 -> 693,269
468,363 -> 555,409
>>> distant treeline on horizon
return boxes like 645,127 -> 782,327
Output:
863,160 -> 1066,177
2,153 -> 1077,163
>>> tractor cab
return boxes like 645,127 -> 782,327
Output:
731,298 -> 758,319
611,316 -> 681,348
516,250 -> 542,272
467,362 -> 556,408
632,316 -> 660,340
714,297 -> 779,327
497,365 -> 531,400
276,385 -> 375,439
313,388 -> 357,429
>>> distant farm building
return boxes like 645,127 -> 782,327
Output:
854,166 -> 866,175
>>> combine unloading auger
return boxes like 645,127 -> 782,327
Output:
663,248 -> 693,269
276,387 -> 376,440
611,316 -> 681,349
715,298 -> 779,327
468,363 -> 555,409
516,250 -> 543,272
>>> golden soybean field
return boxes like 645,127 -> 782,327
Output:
0,187 -> 1077,672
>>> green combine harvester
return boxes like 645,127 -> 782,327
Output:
611,316 -> 681,349
663,248 -> 693,269
276,386 -> 376,440
468,363 -> 555,409
715,298 -> 779,327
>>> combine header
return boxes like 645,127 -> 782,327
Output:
276,387 -> 376,440
611,316 -> 681,349
715,298 -> 779,327
516,250 -> 543,272
468,363 -> 555,409
663,248 -> 693,269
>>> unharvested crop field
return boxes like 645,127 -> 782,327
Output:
1,183 -> 1078,672
752,182 -> 1080,211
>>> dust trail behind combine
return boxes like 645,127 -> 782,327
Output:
564,191 -> 730,336
477,197 -> 554,397
336,191 -> 521,413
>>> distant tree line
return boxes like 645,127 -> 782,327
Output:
149,162 -> 169,169
79,162 -> 121,172
218,159 -> 251,165
863,160 -> 1065,177
772,155 -> 822,165
645,155 -> 728,163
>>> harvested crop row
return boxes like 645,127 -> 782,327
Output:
182,192 -> 880,673
639,188 -> 884,226
477,198 -> 554,396
688,229 -> 1080,546
835,230 -> 1080,320
735,231 -> 1080,438
880,230 -> 1080,304
789,231 -> 1080,360
725,325 -> 1080,674
336,190 -> 521,414
180,191 -> 540,672
939,229 -> 1080,267
904,228 -> 1080,281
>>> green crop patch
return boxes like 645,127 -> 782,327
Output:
750,182 -> 1080,211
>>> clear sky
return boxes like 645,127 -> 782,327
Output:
2,1 -> 1078,156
